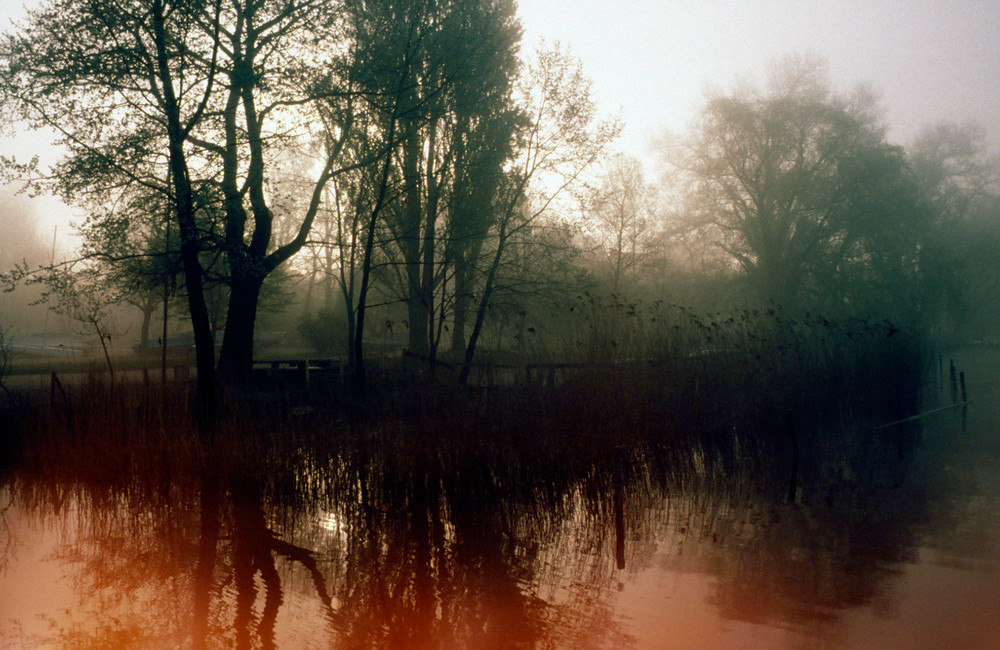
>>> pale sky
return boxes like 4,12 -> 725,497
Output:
4,0 -> 999,162
517,0 -> 1000,167
1,0 -> 999,238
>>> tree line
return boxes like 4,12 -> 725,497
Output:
0,0 -> 618,424
1,3 -> 997,425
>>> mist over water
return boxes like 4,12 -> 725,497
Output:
0,191 -> 44,266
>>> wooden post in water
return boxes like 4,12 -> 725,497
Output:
960,371 -> 968,432
613,445 -> 626,570
949,360 -> 958,404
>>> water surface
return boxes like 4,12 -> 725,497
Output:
2,350 -> 998,648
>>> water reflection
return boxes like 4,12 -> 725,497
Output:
0,385 -> 995,648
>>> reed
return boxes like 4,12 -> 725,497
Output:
3,300 -> 929,505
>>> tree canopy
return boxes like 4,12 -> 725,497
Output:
1,0 -> 356,421
666,56 -> 929,319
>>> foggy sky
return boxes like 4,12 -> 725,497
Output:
1,0 -> 999,236
518,0 -> 1000,165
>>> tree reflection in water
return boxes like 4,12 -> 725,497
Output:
0,404 -> 969,648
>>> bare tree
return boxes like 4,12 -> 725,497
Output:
582,153 -> 658,294
458,43 -> 621,384
30,264 -> 121,379
666,55 -> 925,314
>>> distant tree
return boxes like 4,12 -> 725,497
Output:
910,121 -> 1000,339
582,153 -> 658,294
667,56 -> 927,316
910,121 -> 1000,214
76,187 -> 179,350
457,43 -> 621,383
814,136 -> 929,320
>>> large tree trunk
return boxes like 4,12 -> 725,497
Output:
180,219 -> 216,431
152,0 -> 215,432
217,273 -> 264,387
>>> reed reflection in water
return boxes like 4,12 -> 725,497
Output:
4,328 -> 1000,648
1,401 -> 980,648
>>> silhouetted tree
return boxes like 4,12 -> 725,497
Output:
582,153 -> 658,294
356,0 -> 522,362
910,121 -> 1000,339
0,0 -> 355,424
666,56 -> 926,316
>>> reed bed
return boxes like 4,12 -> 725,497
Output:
0,308 -> 942,649
2,300 -> 930,509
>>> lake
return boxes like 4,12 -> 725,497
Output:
1,348 -> 998,648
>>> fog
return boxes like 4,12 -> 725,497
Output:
5,1 -> 1000,174
1,0 -> 998,356
518,0 -> 1000,162
4,3 -> 1000,648
0,190 -> 56,333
